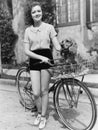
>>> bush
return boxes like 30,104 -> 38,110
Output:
0,4 -> 18,64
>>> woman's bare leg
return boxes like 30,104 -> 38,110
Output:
41,69 -> 51,116
30,70 -> 41,113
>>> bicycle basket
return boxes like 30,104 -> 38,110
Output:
52,60 -> 94,78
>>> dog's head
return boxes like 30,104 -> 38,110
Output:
60,38 -> 78,63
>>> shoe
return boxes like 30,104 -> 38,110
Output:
33,114 -> 41,126
39,117 -> 47,129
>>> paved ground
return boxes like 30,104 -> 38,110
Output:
0,79 -> 69,130
0,73 -> 98,130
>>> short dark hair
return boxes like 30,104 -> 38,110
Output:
24,1 -> 42,27
30,1 -> 42,10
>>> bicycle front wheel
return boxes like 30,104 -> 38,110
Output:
54,78 -> 97,130
16,67 -> 35,110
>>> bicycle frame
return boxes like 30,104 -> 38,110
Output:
52,78 -> 82,109
16,62 -> 85,105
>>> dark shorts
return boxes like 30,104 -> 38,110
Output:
29,49 -> 54,70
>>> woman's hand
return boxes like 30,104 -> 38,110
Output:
41,57 -> 54,66
41,57 -> 50,63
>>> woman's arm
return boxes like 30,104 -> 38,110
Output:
49,25 -> 61,52
52,36 -> 61,51
24,43 -> 49,62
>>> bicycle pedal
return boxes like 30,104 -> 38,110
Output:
31,106 -> 37,112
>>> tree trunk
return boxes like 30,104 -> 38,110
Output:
0,43 -> 3,74
12,0 -> 28,64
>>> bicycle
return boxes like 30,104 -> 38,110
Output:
16,59 -> 97,130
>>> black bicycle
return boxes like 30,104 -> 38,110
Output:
16,59 -> 97,130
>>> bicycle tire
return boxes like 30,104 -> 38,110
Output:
54,78 -> 97,130
16,67 -> 35,110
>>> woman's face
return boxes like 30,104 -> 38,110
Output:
31,5 -> 42,23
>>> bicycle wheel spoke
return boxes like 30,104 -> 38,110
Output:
62,82 -> 78,108
54,79 -> 97,130
17,68 -> 35,109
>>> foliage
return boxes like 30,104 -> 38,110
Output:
0,4 -> 18,64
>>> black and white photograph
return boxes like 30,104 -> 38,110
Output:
0,0 -> 98,130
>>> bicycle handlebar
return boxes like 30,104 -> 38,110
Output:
33,58 -> 65,67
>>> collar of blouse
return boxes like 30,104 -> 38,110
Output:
30,22 -> 44,33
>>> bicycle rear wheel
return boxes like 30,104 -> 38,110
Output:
16,67 -> 35,110
54,78 -> 97,130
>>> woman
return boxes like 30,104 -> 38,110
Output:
24,1 -> 61,129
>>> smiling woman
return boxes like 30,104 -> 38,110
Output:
31,2 -> 42,21
25,1 -> 43,26
24,0 -> 56,26
23,1 -> 61,129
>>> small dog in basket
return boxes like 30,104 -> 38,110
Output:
60,38 -> 78,73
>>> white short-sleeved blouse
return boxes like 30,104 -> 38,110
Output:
24,22 -> 57,51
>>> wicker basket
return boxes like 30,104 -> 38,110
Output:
51,60 -> 94,79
